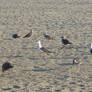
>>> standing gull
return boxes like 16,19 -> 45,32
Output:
38,40 -> 54,54
23,30 -> 32,38
2,62 -> 13,72
61,36 -> 72,45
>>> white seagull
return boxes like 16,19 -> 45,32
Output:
37,40 -> 54,54
90,43 -> 92,54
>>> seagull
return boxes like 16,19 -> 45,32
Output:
12,34 -> 20,39
61,36 -> 72,45
43,33 -> 54,40
90,43 -> 92,54
23,30 -> 32,38
73,58 -> 81,65
37,40 -> 54,54
2,62 -> 13,72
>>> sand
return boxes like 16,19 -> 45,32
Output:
0,0 -> 92,92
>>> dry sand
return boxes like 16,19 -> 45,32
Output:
0,0 -> 92,92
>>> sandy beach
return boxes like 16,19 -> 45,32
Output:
0,0 -> 92,92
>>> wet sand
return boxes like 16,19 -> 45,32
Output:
0,0 -> 92,92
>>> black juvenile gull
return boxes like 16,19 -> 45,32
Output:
2,62 -> 13,72
23,30 -> 32,38
12,34 -> 20,39
61,36 -> 72,45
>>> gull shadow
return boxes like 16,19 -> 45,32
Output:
58,46 -> 74,50
13,85 -> 20,89
22,69 -> 31,72
22,47 -> 37,50
28,57 -> 40,60
0,55 -> 24,58
22,45 -> 65,50
32,67 -> 55,72
58,75 -> 70,81
55,89 -> 61,92
48,57 -> 62,60
11,91 -> 16,92
2,88 -> 12,91
62,57 -> 74,60
11,55 -> 24,58
3,38 -> 12,40
58,63 -> 73,66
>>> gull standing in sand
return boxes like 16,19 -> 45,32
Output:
37,40 -> 54,54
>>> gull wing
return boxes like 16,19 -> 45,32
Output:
23,30 -> 32,38
40,47 -> 53,53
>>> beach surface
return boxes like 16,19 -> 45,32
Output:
0,0 -> 92,92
